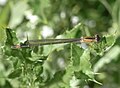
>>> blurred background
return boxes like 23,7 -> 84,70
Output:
0,0 -> 120,88
0,0 -> 114,39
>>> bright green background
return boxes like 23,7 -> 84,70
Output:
0,0 -> 120,88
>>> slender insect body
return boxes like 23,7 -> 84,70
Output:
11,35 -> 100,49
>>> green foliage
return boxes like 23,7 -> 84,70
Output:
0,0 -> 120,88
8,1 -> 28,28
0,27 -> 6,46
0,2 -> 10,26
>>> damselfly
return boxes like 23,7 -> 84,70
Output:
11,34 -> 100,49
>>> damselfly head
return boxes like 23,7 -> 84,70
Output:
95,34 -> 100,42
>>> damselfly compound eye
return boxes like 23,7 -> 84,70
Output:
95,34 -> 100,42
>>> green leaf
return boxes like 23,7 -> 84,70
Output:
80,50 -> 94,79
74,71 -> 90,87
94,45 -> 120,72
63,23 -> 82,38
4,28 -> 20,56
0,27 -> 6,46
105,35 -> 116,47
8,69 -> 22,78
115,36 -> 120,45
33,65 -> 43,76
72,44 -> 83,67
44,71 -> 65,87
1,80 -> 13,88
5,28 -> 14,45
0,63 -> 6,86
62,65 -> 74,87
74,71 -> 90,79
43,44 -> 64,56
5,28 -> 18,46
0,2 -> 10,26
